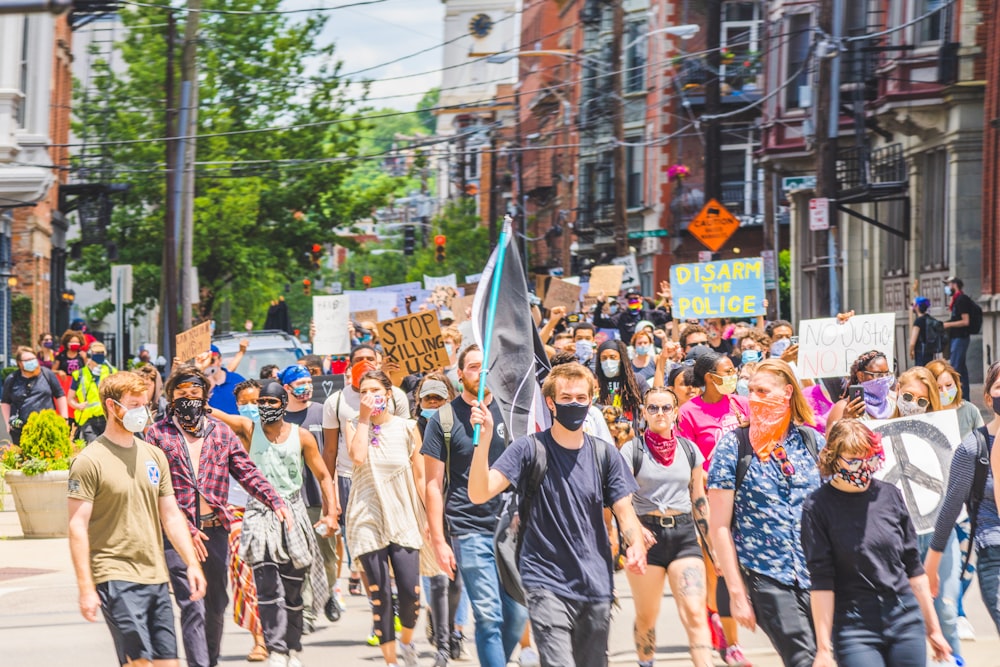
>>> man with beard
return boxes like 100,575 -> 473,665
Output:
421,345 -> 528,667
147,365 -> 291,667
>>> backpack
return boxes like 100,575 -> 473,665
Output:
967,298 -> 984,335
924,315 -> 946,354
630,434 -> 697,477
732,425 -> 820,492
494,433 -> 613,606
963,426 -> 991,570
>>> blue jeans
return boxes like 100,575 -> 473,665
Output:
455,532 -> 528,667
833,592 -> 926,667
918,529 -> 961,657
976,545 -> 1000,635
950,336 -> 971,399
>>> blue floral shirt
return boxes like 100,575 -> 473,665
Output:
708,427 -> 824,588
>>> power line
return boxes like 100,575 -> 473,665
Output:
119,0 -> 391,16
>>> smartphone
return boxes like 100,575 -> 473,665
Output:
848,384 -> 864,404
789,335 -> 799,345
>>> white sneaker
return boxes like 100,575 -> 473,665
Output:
267,653 -> 289,667
400,641 -> 420,667
518,646 -> 540,667
288,650 -> 304,667
957,615 -> 976,641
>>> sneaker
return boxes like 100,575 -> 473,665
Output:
394,614 -> 402,632
432,649 -> 449,667
302,616 -> 316,635
334,585 -> 346,607
324,594 -> 342,622
367,625 -> 381,647
519,646 -> 540,667
400,641 -> 420,667
449,631 -> 466,660
957,615 -> 976,640
288,651 -> 304,667
724,644 -> 752,667
267,653 -> 289,667
709,611 -> 727,653
349,575 -> 364,596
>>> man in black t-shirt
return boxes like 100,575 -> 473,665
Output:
942,277 -> 975,397
1,347 -> 68,443
421,345 -> 528,667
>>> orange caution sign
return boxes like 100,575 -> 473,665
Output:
688,199 -> 740,252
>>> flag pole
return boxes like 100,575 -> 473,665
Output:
473,215 -> 513,446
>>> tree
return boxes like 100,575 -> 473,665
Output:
416,88 -> 440,134
69,0 -> 393,333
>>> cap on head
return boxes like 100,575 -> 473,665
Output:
71,318 -> 86,331
635,320 -> 654,334
439,310 -> 455,323
943,276 -> 963,289
279,364 -> 311,386
260,381 -> 288,404
419,379 -> 449,399
210,344 -> 221,358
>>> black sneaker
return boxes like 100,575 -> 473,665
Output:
324,594 -> 342,622
432,649 -> 449,667
449,631 -> 465,660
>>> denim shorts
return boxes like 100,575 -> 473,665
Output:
641,515 -> 702,569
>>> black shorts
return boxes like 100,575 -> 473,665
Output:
97,580 -> 177,664
337,475 -> 352,528
642,515 -> 703,569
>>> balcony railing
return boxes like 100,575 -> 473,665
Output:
837,143 -> 908,201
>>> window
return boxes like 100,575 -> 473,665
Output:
919,0 -> 945,43
920,150 -> 948,270
883,199 -> 908,277
720,125 -> 759,219
578,162 -> 595,226
624,21 -> 646,93
16,17 -> 29,128
785,13 -> 812,110
625,138 -> 643,209
721,1 -> 761,90
466,148 -> 479,180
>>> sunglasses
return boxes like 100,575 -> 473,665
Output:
645,403 -> 676,415
838,453 -> 879,472
900,393 -> 930,409
686,341 -> 708,348
772,444 -> 795,478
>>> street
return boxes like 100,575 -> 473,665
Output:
1,508 -> 999,667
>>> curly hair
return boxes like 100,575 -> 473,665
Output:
741,330 -> 771,351
595,340 -> 644,415
818,419 -> 878,477
848,350 -> 888,385
679,324 -> 709,349
233,378 -> 262,399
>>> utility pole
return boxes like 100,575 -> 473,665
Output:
704,0 -> 722,203
814,0 -> 842,316
610,0 -> 628,257
488,132 -> 499,249
513,83 -> 530,274
178,0 -> 201,329
162,11 -> 178,361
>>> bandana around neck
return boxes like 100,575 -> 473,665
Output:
861,375 -> 895,419
643,428 -> 678,467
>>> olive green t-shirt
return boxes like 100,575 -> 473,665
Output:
67,435 -> 173,585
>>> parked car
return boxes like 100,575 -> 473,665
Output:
211,330 -> 305,379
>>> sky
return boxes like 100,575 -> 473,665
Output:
316,0 -> 445,112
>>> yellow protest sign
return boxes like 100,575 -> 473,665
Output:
376,312 -> 451,385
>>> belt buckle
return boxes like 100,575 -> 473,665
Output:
658,515 -> 676,528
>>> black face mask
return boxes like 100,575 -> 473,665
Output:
552,401 -> 590,431
992,396 -> 1000,418
172,398 -> 206,433
258,404 -> 286,425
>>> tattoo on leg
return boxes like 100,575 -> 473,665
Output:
678,566 -> 705,599
633,622 -> 656,657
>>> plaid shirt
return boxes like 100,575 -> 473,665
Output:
147,416 -> 286,536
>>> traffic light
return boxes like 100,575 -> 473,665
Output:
363,275 -> 372,289
403,225 -> 415,256
435,234 -> 446,263
309,243 -> 323,269
302,278 -> 311,296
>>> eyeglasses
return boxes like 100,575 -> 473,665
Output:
900,392 -> 930,408
838,453 -> 879,472
861,369 -> 893,380
645,403 -> 676,415
772,444 -> 795,478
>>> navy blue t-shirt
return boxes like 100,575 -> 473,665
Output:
492,430 -> 637,601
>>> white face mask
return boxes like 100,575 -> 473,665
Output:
114,400 -> 151,433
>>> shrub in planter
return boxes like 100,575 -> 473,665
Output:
1,409 -> 76,475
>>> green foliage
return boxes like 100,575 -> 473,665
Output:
4,410 -> 75,476
416,88 -> 440,133
11,296 -> 31,350
332,199 -> 491,289
778,249 -> 792,319
69,0 -> 398,329
0,366 -> 18,383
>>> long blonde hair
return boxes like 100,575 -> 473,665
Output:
754,358 -> 816,426
897,367 -> 942,413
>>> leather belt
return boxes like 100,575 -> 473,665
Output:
640,513 -> 692,529
199,512 -> 223,529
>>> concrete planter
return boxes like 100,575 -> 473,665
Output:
4,470 -> 69,538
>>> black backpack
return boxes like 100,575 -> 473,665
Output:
968,298 -> 984,335
924,315 -> 947,354
964,426 -> 992,570
630,434 -> 697,476
732,425 -> 820,492
494,433 -> 613,605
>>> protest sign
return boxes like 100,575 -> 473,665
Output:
377,311 -> 450,384
611,255 -> 640,290
310,374 -> 345,405
871,410 -> 961,534
451,295 -> 476,324
345,290 -> 398,321
312,296 -> 350,355
424,274 -> 457,291
669,257 -> 765,319
798,312 -> 895,378
587,265 -> 626,297
465,272 -> 483,284
543,277 -> 582,312
350,309 -> 379,325
369,281 -> 421,294
175,321 -> 211,362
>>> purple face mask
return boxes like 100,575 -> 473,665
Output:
861,375 -> 895,419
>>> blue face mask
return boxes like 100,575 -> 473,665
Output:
91,353 -> 106,365
238,404 -> 260,422
741,350 -> 762,365
420,408 -> 438,419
